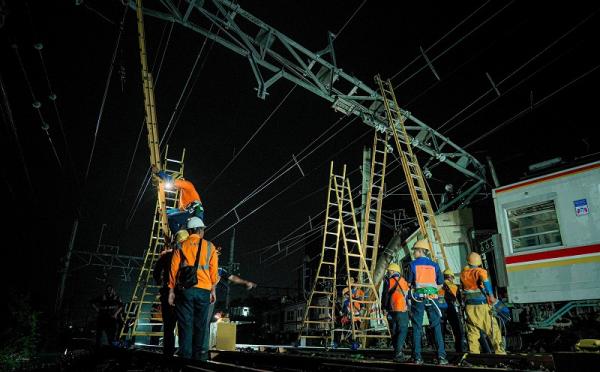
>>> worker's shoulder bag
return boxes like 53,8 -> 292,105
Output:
176,240 -> 202,290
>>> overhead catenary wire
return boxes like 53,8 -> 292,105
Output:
125,25 -> 218,229
392,1 -> 515,89
464,63 -> 600,149
118,8 -> 178,213
390,0 -> 492,81
12,44 -> 63,171
438,7 -> 600,133
204,85 -> 297,193
202,0 -> 369,196
0,72 -> 35,196
84,3 -> 128,182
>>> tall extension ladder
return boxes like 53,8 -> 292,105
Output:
120,147 -> 186,344
299,163 -> 389,347
362,131 -> 390,277
375,75 -> 449,269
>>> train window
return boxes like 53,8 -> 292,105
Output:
507,200 -> 562,251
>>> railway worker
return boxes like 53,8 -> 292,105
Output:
460,252 -> 506,354
204,264 -> 257,351
442,269 -> 467,353
381,262 -> 411,362
153,168 -> 205,236
168,217 -> 218,361
152,230 -> 189,356
407,239 -> 448,365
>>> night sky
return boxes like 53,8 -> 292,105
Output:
1,0 -> 599,328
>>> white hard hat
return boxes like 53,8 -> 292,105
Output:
187,217 -> 205,229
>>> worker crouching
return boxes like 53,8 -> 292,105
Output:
460,252 -> 506,354
408,239 -> 448,365
381,263 -> 410,362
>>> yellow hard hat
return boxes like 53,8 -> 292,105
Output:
175,229 -> 190,243
443,268 -> 454,277
387,263 -> 401,272
413,239 -> 431,251
467,252 -> 482,266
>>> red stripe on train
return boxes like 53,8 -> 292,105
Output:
495,162 -> 600,194
505,244 -> 600,264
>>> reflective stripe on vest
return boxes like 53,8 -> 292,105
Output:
199,242 -> 212,270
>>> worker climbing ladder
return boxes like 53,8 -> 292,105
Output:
375,75 -> 449,269
120,147 -> 186,344
362,131 -> 389,277
299,162 -> 389,348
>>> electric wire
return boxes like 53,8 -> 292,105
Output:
12,44 -> 63,170
392,1 -> 515,89
0,73 -> 34,196
204,85 -> 297,193
438,8 -> 599,133
125,25 -> 218,229
390,0 -> 492,81
464,63 -> 600,149
202,0 -> 369,196
84,3 -> 128,182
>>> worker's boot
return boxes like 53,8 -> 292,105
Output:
393,353 -> 410,362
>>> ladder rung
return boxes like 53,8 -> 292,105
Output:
346,253 -> 362,257
312,291 -> 333,294
316,276 -> 335,280
303,320 -> 332,324
321,261 -> 336,265
308,306 -> 334,309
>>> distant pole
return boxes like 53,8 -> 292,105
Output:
226,228 -> 235,309
486,156 -> 501,188
56,218 -> 79,313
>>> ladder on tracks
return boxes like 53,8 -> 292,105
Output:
120,147 -> 186,344
362,131 -> 389,278
375,75 -> 449,269
299,162 -> 389,348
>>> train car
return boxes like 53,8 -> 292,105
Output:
492,160 -> 600,336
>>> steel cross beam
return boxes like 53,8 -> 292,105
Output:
130,0 -> 487,198
68,245 -> 144,272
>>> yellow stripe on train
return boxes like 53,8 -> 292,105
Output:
507,255 -> 600,273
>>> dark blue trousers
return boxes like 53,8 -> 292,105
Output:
411,298 -> 446,360
388,311 -> 409,356
175,287 -> 211,360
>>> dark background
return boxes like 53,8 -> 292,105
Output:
1,0 -> 598,341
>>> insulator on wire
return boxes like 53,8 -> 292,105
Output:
41,121 -> 49,131
34,43 -> 43,50
32,101 -> 41,109
49,93 -> 57,101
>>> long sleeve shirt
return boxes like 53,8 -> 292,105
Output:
174,179 -> 201,209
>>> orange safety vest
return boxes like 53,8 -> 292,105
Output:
386,276 -> 409,312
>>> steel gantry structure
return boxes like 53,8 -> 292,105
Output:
128,0 -> 487,212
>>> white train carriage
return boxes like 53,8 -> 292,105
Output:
492,161 -> 600,319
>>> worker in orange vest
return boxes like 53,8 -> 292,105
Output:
407,239 -> 448,365
168,217 -> 218,361
442,269 -> 467,352
460,252 -> 505,354
154,169 -> 205,235
381,263 -> 411,362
